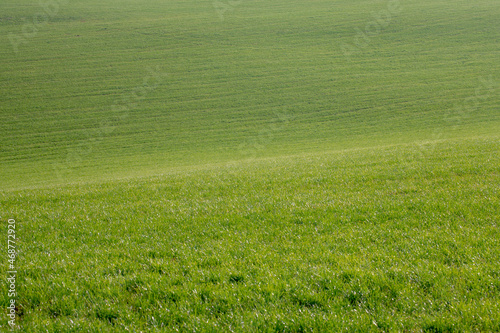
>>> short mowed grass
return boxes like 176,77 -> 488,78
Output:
1,0 -> 500,331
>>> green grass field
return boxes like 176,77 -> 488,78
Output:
1,0 -> 499,331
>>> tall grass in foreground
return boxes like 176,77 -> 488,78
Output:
1,136 -> 499,331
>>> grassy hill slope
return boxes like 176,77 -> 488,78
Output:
1,0 -> 499,331
1,0 -> 499,189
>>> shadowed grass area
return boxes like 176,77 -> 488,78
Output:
0,0 -> 499,188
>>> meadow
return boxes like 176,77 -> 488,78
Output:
1,0 -> 499,331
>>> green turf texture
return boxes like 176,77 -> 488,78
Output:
1,0 -> 498,188
2,138 -> 500,331
1,0 -> 499,331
